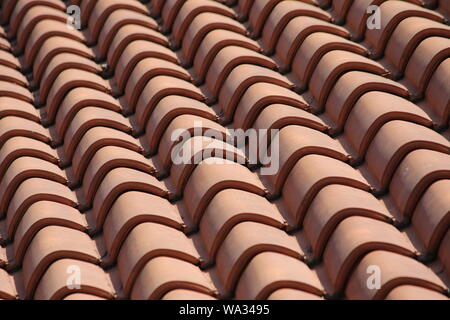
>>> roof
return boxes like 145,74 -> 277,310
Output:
0,0 -> 449,300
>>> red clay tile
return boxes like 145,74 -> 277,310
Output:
309,50 -> 390,108
215,221 -> 304,296
0,97 -> 40,122
193,29 -> 260,84
103,191 -> 184,262
365,2 -> 445,59
114,40 -> 179,91
423,58 -> 450,127
265,125 -> 349,195
117,222 -> 200,295
24,20 -> 85,65
252,104 -> 327,144
4,178 -> 77,237
0,116 -> 51,150
0,50 -> 20,69
81,145 -> 155,203
1,0 -> 449,301
43,69 -> 110,118
0,268 -> 17,300
2,0 -> 65,26
218,64 -> 294,122
148,0 -> 167,18
342,0 -> 387,41
0,65 -> 28,87
130,257 -> 215,300
90,167 -> 169,232
324,71 -> 410,134
385,285 -> 449,300
282,155 -> 371,226
235,252 -> 324,299
33,259 -> 115,300
324,217 -> 417,295
0,81 -> 34,103
292,32 -> 368,91
344,91 -> 433,163
412,179 -> 450,256
404,37 -> 450,99
389,149 -> 450,220
169,136 -> 247,196
365,120 -> 450,193
22,226 -> 100,297
13,6 -> 67,52
329,0 -> 357,24
79,0 -> 97,26
0,137 -> 59,182
345,250 -> 447,299
200,189 -> 285,264
38,53 -> 102,100
236,0 -> 253,20
160,0 -> 186,33
261,0 -> 332,54
383,17 -> 450,77
145,96 -> 218,155
52,87 -> 121,130
69,127 -> 142,182
86,0 -> 149,43
179,12 -> 247,65
233,82 -> 308,130
106,24 -> 169,72
0,37 -> 12,51
31,36 -> 94,85
248,0 -> 284,38
125,58 -> 192,109
0,156 -> 67,216
12,201 -> 87,261
96,10 -> 158,60
183,158 -> 267,226
59,106 -> 131,149
275,16 -> 350,72
133,76 -> 205,132
304,185 -> 393,260
205,46 -> 278,99
171,0 -> 236,47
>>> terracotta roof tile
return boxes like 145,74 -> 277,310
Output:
412,179 -> 450,256
235,252 -> 324,299
106,24 -> 169,72
215,221 -> 304,296
13,6 -> 68,51
0,0 -> 448,300
345,250 -> 446,299
261,1 -> 332,55
33,259 -> 116,300
404,37 -> 450,99
324,217 -> 417,296
383,16 -> 450,78
423,58 -> 450,127
130,257 -> 215,300
193,29 -> 260,84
